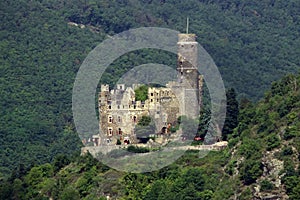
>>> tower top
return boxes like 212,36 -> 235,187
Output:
178,34 -> 197,43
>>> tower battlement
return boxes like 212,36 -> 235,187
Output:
178,34 -> 197,42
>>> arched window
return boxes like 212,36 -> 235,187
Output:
108,116 -> 113,123
108,128 -> 113,136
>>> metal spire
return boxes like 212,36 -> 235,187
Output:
186,17 -> 189,34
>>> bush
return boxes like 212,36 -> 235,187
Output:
260,179 -> 274,191
127,146 -> 149,153
240,160 -> 263,185
284,126 -> 298,140
266,133 -> 280,151
134,85 -> 148,101
116,139 -> 121,145
281,147 -> 293,156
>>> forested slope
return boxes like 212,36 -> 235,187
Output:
1,73 -> 299,199
1,0 -> 300,178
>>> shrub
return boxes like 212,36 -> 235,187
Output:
266,133 -> 280,151
281,147 -> 293,156
260,179 -> 274,191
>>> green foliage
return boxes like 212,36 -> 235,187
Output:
60,186 -> 81,200
127,146 -> 150,153
238,138 -> 262,159
116,139 -> 121,145
284,125 -> 300,140
134,85 -> 148,102
239,187 -> 252,200
281,147 -> 293,156
225,160 -> 237,175
24,163 -> 54,199
266,133 -> 281,151
222,88 -> 239,140
53,154 -> 71,173
240,160 -> 263,185
282,176 -> 300,195
260,179 -> 274,191
137,115 -> 151,126
198,108 -> 211,138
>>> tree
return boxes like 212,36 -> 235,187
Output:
222,88 -> 239,140
138,116 -> 152,126
134,85 -> 148,101
240,160 -> 263,185
53,154 -> 70,173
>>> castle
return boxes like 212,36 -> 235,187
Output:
92,33 -> 204,146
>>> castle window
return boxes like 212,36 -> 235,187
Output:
108,128 -> 113,136
157,99 -> 159,102
118,128 -> 122,135
151,93 -> 154,96
108,116 -> 113,123
108,105 -> 111,109
151,99 -> 153,102
134,105 -> 136,109
117,105 -> 120,109
118,116 -> 121,123
133,116 -> 137,123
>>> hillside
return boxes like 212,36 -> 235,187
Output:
1,0 -> 300,179
0,73 -> 299,199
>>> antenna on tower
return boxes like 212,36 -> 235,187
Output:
186,17 -> 189,34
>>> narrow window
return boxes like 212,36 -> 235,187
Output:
108,128 -> 113,136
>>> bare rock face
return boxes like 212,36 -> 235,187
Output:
263,151 -> 283,176
254,149 -> 287,200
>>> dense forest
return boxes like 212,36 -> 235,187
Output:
0,0 -> 300,199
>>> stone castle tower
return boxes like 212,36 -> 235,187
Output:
177,33 -> 203,118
